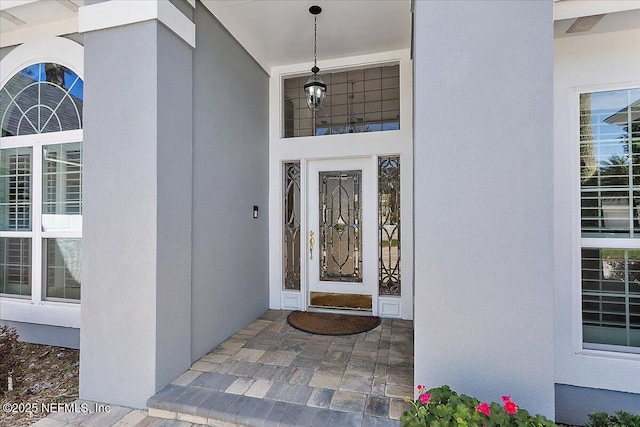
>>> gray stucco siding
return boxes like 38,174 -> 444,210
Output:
0,320 -> 79,349
556,384 -> 640,425
80,19 -> 193,408
190,2 -> 269,361
81,21 -> 159,409
155,22 -> 193,388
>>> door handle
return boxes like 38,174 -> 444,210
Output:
309,231 -> 315,260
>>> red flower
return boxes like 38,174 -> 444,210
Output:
419,392 -> 431,404
417,385 -> 423,390
476,402 -> 491,416
501,395 -> 511,403
505,401 -> 518,415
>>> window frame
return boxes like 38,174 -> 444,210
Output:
0,37 -> 83,329
576,85 -> 640,355
1,129 -> 83,304
282,63 -> 401,138
269,49 -> 414,320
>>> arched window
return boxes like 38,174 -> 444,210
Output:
1,56 -> 83,302
1,63 -> 83,136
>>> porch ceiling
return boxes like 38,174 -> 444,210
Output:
2,1 -> 639,70
201,0 -> 412,72
0,0 -> 82,32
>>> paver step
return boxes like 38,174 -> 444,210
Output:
147,384 -> 401,427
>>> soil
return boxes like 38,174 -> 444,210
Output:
0,342 -> 79,427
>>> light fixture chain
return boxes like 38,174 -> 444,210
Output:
314,14 -> 317,69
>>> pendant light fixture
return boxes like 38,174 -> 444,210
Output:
304,5 -> 326,111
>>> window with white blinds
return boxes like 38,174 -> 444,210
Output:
0,147 -> 31,231
0,62 -> 83,302
580,88 -> 640,352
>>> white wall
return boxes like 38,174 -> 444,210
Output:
554,28 -> 640,394
413,0 -> 555,417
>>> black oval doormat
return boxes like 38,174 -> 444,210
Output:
287,311 -> 381,336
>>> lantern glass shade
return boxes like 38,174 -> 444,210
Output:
304,74 -> 327,111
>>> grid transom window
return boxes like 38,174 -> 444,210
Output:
580,88 -> 640,352
283,65 -> 400,138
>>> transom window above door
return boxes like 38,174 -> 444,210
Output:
283,64 -> 399,138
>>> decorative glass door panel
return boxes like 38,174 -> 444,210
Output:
319,170 -> 362,282
307,158 -> 376,313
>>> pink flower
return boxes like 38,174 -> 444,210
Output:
417,385 -> 423,390
476,402 -> 491,416
505,401 -> 518,415
419,392 -> 431,404
501,395 -> 511,403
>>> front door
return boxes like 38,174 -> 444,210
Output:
307,158 -> 376,314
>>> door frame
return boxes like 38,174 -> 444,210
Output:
268,49 -> 414,320
306,157 -> 378,314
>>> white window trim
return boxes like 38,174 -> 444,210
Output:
573,83 -> 640,355
553,82 -> 640,395
268,49 -> 414,320
0,37 -> 83,87
0,37 -> 83,328
554,27 -> 640,395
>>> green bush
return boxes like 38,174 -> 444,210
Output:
585,411 -> 640,427
0,326 -> 19,392
401,385 -> 557,427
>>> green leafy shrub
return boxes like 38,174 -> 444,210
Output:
0,325 -> 19,392
400,384 -> 557,427
585,411 -> 640,427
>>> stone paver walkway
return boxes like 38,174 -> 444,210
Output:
33,310 -> 414,426
31,400 -> 202,426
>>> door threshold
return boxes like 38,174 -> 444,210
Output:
307,306 -> 374,317
309,292 -> 372,311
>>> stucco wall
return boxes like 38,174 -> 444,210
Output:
554,27 -> 640,424
413,0 -> 555,418
190,3 -> 269,361
155,21 -> 194,392
81,21 -> 158,408
0,321 -> 79,349
80,20 -> 193,408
